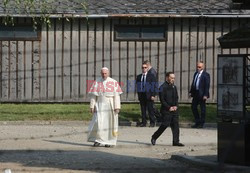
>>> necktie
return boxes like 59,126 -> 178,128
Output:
141,74 -> 145,91
194,73 -> 200,89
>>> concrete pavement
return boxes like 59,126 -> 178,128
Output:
0,121 -> 248,172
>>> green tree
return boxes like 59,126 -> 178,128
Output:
2,0 -> 88,29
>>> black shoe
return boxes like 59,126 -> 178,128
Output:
151,137 -> 156,145
136,122 -> 146,127
191,124 -> 199,128
173,142 -> 185,147
136,122 -> 141,127
150,123 -> 155,127
105,144 -> 111,148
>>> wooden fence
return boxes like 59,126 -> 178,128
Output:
0,17 -> 249,103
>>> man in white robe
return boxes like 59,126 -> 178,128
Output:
87,67 -> 122,147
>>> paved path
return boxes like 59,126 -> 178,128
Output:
0,121 -> 218,172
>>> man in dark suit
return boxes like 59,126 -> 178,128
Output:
145,60 -> 157,80
136,62 -> 157,127
144,60 -> 161,123
189,62 -> 210,128
151,72 -> 184,146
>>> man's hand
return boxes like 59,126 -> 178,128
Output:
203,96 -> 208,101
188,93 -> 192,98
173,106 -> 178,111
151,96 -> 155,101
114,109 -> 120,114
169,106 -> 177,112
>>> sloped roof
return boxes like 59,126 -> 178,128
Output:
0,0 -> 250,18
218,26 -> 250,48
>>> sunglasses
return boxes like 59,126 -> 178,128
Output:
142,67 -> 147,69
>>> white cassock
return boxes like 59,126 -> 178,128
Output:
87,77 -> 122,146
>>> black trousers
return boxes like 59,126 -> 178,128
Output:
191,91 -> 206,125
139,96 -> 155,125
152,112 -> 180,144
152,103 -> 161,120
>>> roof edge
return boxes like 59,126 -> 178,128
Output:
1,13 -> 250,18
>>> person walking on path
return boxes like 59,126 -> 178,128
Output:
151,72 -> 184,147
189,62 -> 210,128
87,67 -> 122,147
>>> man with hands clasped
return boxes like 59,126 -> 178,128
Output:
151,72 -> 184,147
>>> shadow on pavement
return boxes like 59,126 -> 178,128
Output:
0,150 -> 194,172
172,154 -> 250,173
43,139 -> 168,148
43,139 -> 90,147
118,140 -> 170,147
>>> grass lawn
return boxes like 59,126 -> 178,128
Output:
0,103 -> 217,123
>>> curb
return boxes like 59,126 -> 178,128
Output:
0,121 -> 89,126
119,122 -> 217,128
171,154 -> 250,172
0,121 -> 217,128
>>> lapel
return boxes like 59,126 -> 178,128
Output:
199,71 -> 205,82
193,71 -> 198,83
137,74 -> 142,81
145,73 -> 149,82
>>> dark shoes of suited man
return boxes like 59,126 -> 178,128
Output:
149,123 -> 155,127
151,137 -> 184,147
151,137 -> 156,145
173,142 -> 185,147
136,122 -> 146,127
191,123 -> 204,128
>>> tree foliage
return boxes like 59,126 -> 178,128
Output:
2,0 -> 88,29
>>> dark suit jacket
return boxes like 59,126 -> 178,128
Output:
136,73 -> 156,101
148,67 -> 158,81
148,67 -> 159,95
159,81 -> 178,114
189,71 -> 210,99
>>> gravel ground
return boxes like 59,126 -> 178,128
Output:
0,121 -> 218,173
